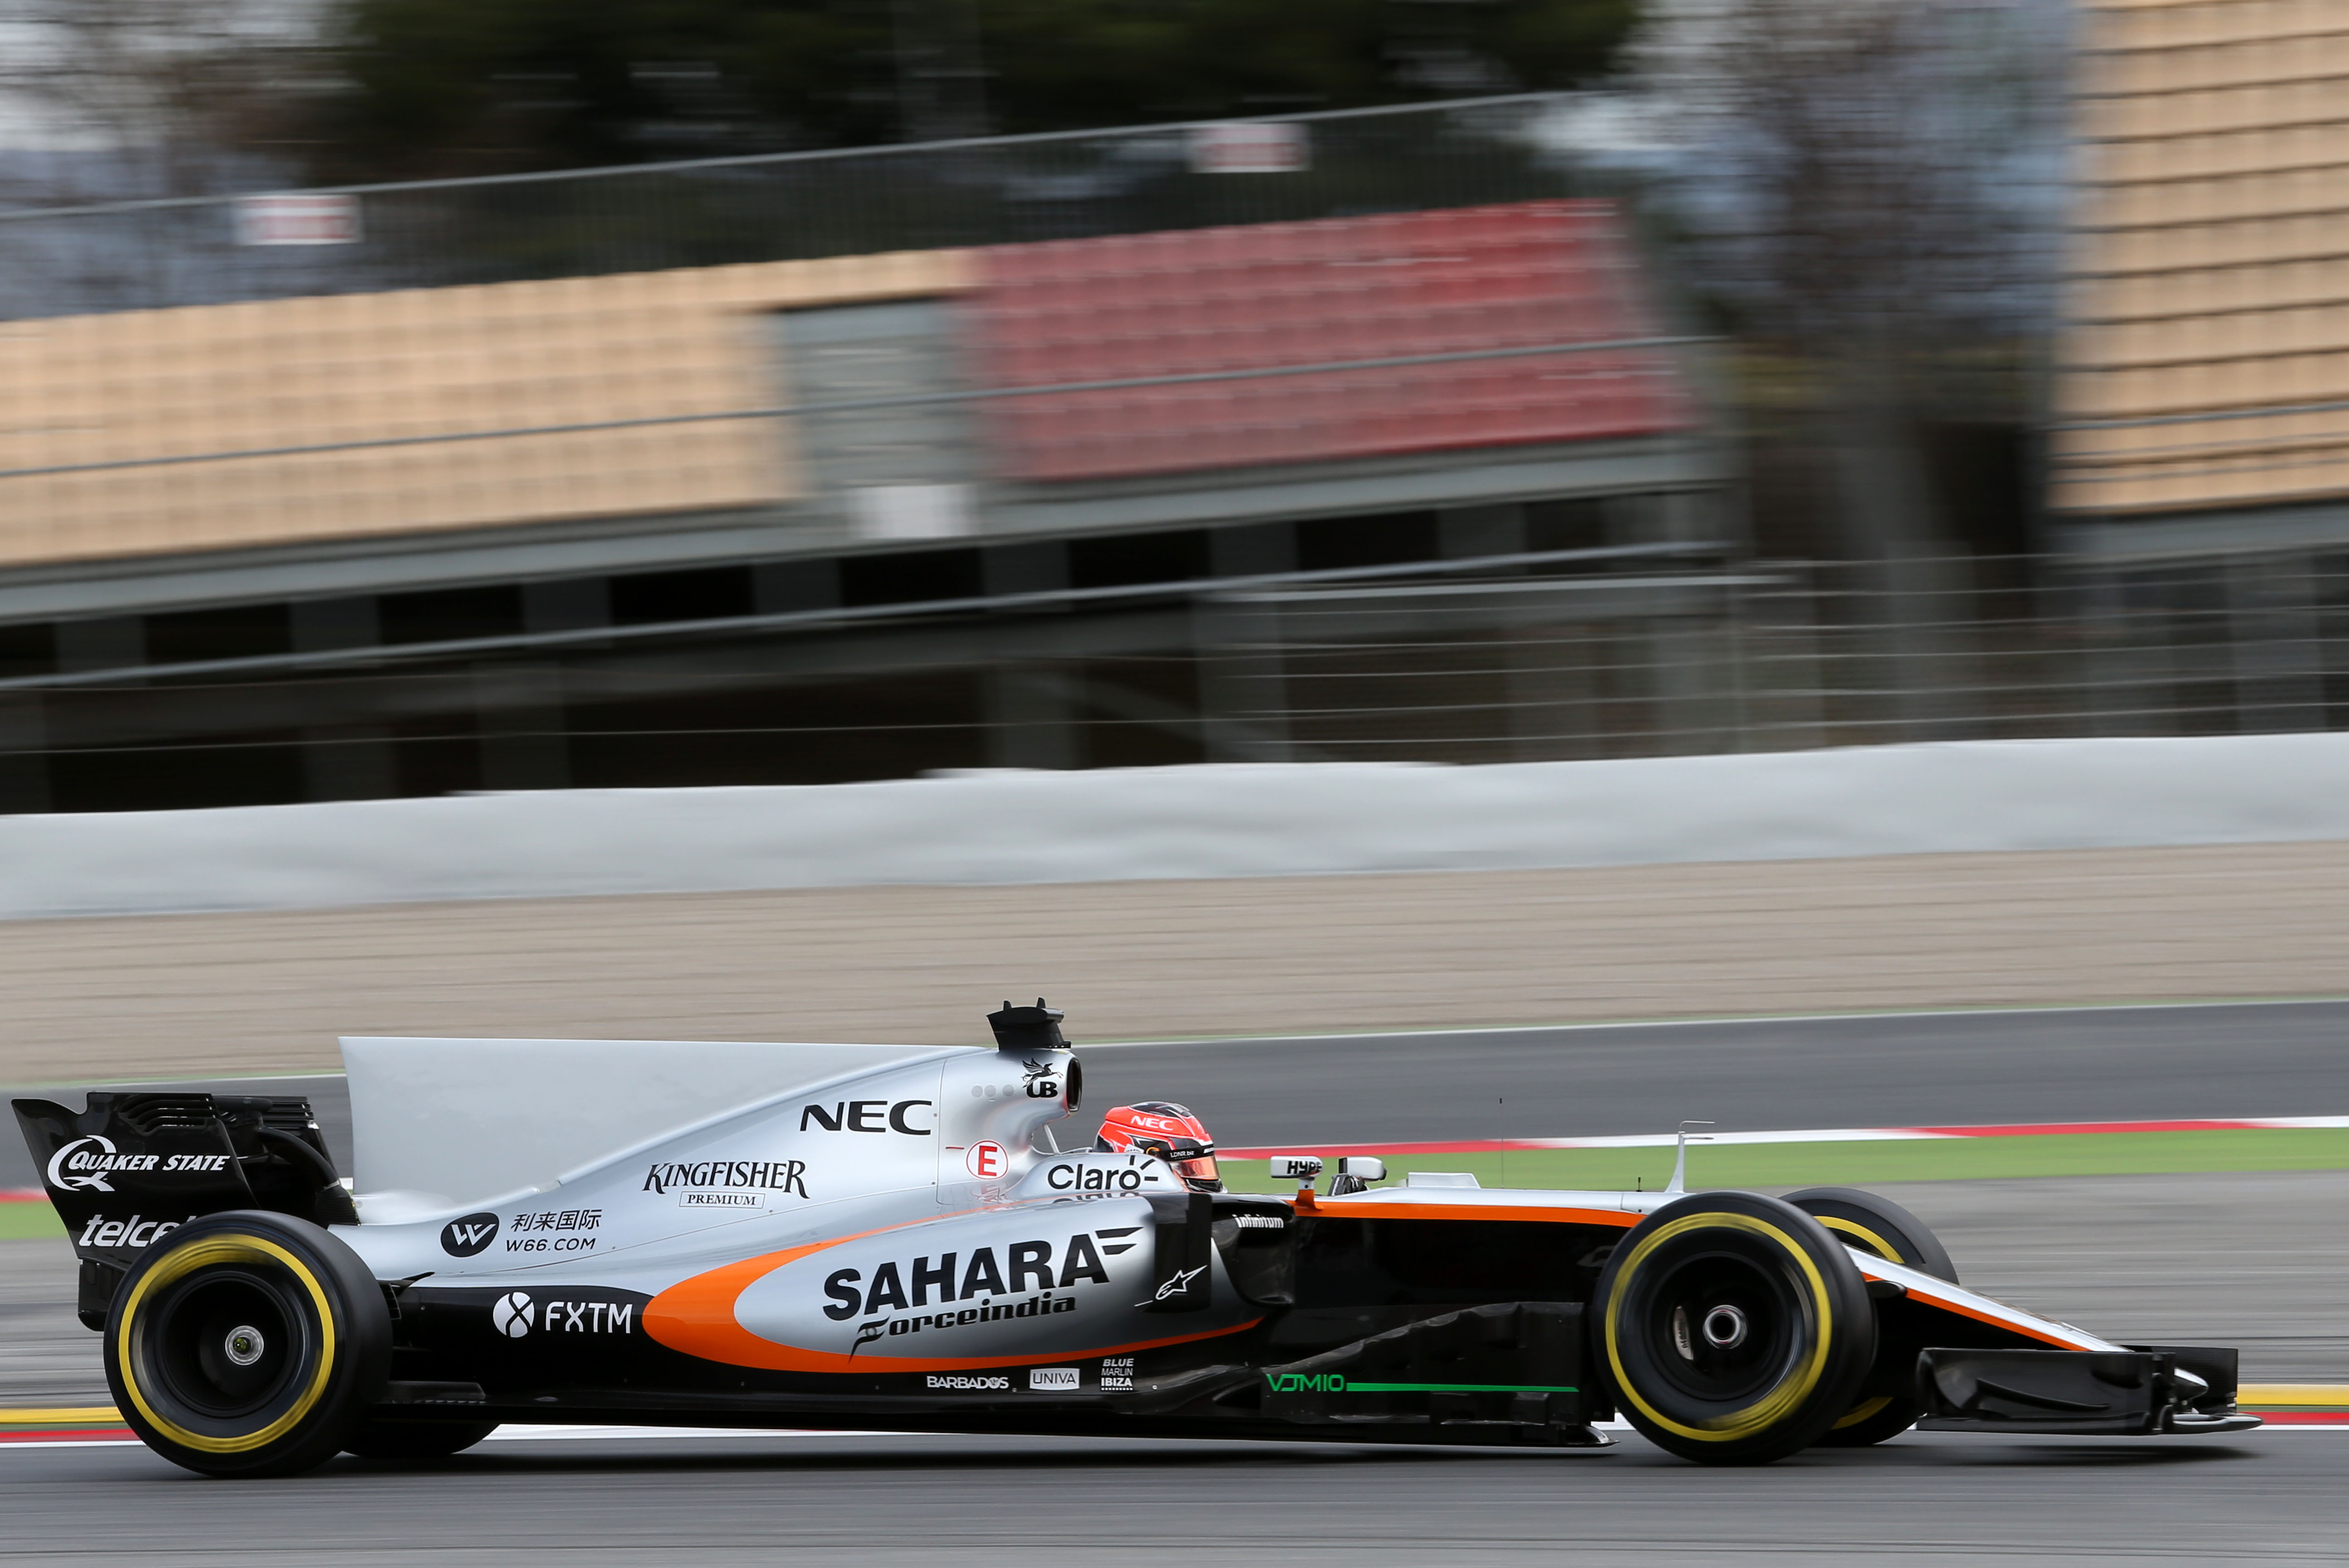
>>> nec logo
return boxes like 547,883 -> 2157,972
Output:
801,1100 -> 932,1135
440,1213 -> 500,1256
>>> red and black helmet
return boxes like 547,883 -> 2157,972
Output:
1095,1102 -> 1221,1192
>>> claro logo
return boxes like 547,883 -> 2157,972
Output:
1046,1160 -> 1155,1193
801,1100 -> 932,1135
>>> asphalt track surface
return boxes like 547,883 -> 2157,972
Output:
5,1426 -> 2346,1567
10,1001 -> 2349,1563
13,997 -> 2349,1189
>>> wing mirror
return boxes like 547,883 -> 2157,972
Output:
1267,1153 -> 1323,1196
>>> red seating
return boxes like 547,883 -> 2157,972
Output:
965,201 -> 1695,482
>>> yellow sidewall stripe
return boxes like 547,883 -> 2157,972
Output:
1606,1211 -> 1836,1443
117,1235 -> 338,1456
1815,1215 -> 1901,1263
1831,1394 -> 1894,1429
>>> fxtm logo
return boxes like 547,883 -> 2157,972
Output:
441,1212 -> 500,1256
1265,1372 -> 1349,1394
801,1100 -> 932,1134
490,1291 -> 637,1339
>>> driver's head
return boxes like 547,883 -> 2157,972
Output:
1095,1102 -> 1222,1192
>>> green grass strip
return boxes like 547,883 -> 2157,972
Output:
1222,1128 -> 2349,1196
0,1203 -> 65,1241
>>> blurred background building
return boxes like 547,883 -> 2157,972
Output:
1,0 -> 2347,812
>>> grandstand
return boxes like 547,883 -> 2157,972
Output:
0,196 -> 1735,811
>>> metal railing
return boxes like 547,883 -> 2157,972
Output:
1196,553 -> 2349,763
0,94 -> 1578,321
5,550 -> 2346,814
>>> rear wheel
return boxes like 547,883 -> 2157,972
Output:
1785,1186 -> 1955,1447
1595,1191 -> 1875,1465
342,1417 -> 499,1461
105,1211 -> 390,1477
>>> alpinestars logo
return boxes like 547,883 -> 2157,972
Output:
1141,1265 -> 1206,1307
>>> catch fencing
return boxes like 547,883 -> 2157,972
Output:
1196,551 -> 2349,763
0,95 -> 1579,320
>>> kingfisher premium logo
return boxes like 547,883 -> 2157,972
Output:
641,1158 -> 808,1201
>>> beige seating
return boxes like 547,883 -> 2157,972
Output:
2051,0 -> 2349,519
0,248 -> 972,569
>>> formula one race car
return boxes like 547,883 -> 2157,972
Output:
14,1001 -> 2257,1476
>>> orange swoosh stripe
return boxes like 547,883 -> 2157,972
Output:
644,1224 -> 1261,1373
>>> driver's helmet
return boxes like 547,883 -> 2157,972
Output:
1095,1102 -> 1222,1192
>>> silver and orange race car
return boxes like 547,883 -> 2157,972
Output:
14,1001 -> 2255,1476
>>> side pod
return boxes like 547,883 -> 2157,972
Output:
1915,1346 -> 2261,1435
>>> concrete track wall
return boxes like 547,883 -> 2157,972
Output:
6,839 -> 2347,1084
13,734 -> 2349,920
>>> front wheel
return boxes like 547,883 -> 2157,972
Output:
1595,1191 -> 1875,1465
1784,1186 -> 1956,1448
105,1211 -> 390,1477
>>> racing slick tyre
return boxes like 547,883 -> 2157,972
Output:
1595,1192 -> 1875,1466
104,1211 -> 391,1478
342,1417 -> 500,1461
1784,1186 -> 1955,1448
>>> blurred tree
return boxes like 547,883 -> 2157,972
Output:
0,0 -> 317,197
1615,0 -> 2068,727
309,0 -> 1637,177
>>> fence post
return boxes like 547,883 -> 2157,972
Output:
0,694 -> 47,814
2227,554 -> 2324,733
1193,596 -> 1291,762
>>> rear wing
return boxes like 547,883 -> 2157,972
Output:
13,1091 -> 357,1329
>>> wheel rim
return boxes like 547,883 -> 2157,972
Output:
116,1234 -> 341,1456
1647,1248 -> 1801,1405
148,1270 -> 302,1420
